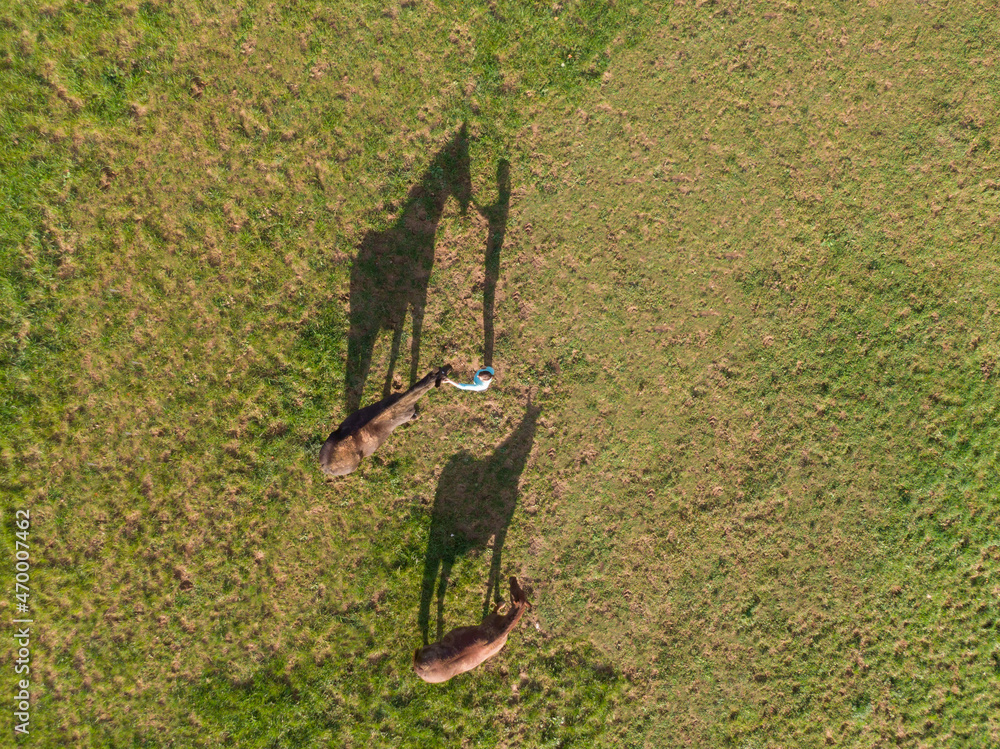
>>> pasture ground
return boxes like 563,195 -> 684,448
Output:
2,1 -> 999,746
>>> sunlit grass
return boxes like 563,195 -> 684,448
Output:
3,0 -> 1000,747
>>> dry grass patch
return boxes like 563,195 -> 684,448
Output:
3,1 -> 999,747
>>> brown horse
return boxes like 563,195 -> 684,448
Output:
319,367 -> 450,477
413,576 -> 529,684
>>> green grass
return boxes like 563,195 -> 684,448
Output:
2,0 -> 1000,747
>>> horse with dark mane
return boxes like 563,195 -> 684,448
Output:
413,576 -> 529,683
319,367 -> 451,477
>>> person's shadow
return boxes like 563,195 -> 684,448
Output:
479,159 -> 510,369
418,403 -> 540,644
345,124 -> 473,412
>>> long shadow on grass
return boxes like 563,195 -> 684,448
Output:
418,403 -> 540,644
480,158 -> 510,368
345,124 -> 472,412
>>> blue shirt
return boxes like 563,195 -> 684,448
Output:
446,367 -> 494,392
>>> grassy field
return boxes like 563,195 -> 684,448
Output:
2,1 -> 1000,747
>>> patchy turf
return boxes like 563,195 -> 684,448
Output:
2,1 -> 1000,747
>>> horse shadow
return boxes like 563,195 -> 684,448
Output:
345,124 -> 473,412
418,403 -> 540,644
